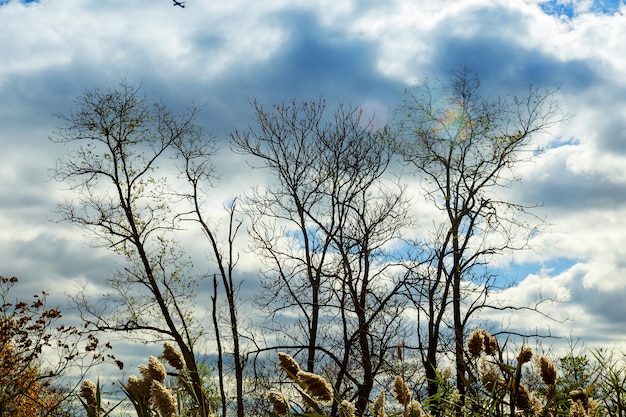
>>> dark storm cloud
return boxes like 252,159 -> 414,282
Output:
0,65 -> 149,153
596,118 -> 626,154
563,264 -> 626,333
2,231 -> 117,285
520,163 -> 626,211
426,5 -> 598,92
136,10 -> 408,146
579,86 -> 626,155
240,11 -> 404,104
429,34 -> 597,93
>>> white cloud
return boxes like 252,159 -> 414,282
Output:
1,0 -> 626,378
0,0 -> 293,86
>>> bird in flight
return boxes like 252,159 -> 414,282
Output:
173,0 -> 185,8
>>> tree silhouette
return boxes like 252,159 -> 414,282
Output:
395,68 -> 565,415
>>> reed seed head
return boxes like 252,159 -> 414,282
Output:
147,355 -> 167,382
297,370 -> 333,402
517,346 -> 533,365
483,332 -> 499,356
277,352 -> 301,380
150,380 -> 178,417
79,379 -> 98,411
530,396 -> 544,416
569,389 -> 589,409
569,400 -> 586,417
536,354 -> 558,385
163,342 -> 186,371
268,388 -> 288,415
467,329 -> 498,358
372,391 -> 386,417
467,329 -> 484,358
127,375 -> 151,402
479,358 -> 501,392
392,375 -> 411,406
339,400 -> 356,417
299,390 -> 321,412
408,399 -> 427,417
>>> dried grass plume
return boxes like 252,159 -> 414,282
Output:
479,358 -> 501,392
372,391 -> 386,417
268,388 -> 288,415
467,329 -> 484,358
277,352 -> 301,381
483,334 -> 498,356
147,355 -> 167,382
150,380 -> 178,417
339,399 -> 356,417
163,342 -> 186,371
569,389 -> 589,410
536,354 -> 557,385
392,375 -> 411,406
79,379 -> 98,412
127,375 -> 151,402
408,399 -> 428,417
297,370 -> 333,402
467,329 -> 499,358
517,346 -> 533,364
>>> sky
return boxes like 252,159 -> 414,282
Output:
1,0 -> 626,379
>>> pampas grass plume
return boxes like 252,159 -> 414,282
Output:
268,388 -> 288,415
80,379 -> 98,411
467,329 -> 484,358
392,375 -> 411,406
408,399 -> 427,417
483,331 -> 499,356
372,391 -> 386,417
517,346 -> 533,365
163,342 -> 186,371
147,355 -> 167,383
339,400 -> 356,417
297,370 -> 333,402
150,380 -> 178,417
569,389 -> 589,409
277,352 -> 301,381
536,355 -> 557,385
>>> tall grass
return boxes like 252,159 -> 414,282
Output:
78,331 -> 626,417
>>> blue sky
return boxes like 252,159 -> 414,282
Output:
540,0 -> 624,17
1,0 -> 626,376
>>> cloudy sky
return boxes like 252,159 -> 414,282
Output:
1,0 -> 626,374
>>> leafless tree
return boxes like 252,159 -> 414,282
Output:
51,80 -> 215,417
394,68 -> 565,414
232,99 -> 411,415
174,134 -> 246,417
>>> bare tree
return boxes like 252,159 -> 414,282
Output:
394,68 -> 565,414
232,99 -> 411,415
232,99 -> 337,377
51,80 -> 214,417
174,134 -> 246,417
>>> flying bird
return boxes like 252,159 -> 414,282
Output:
173,0 -> 185,8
